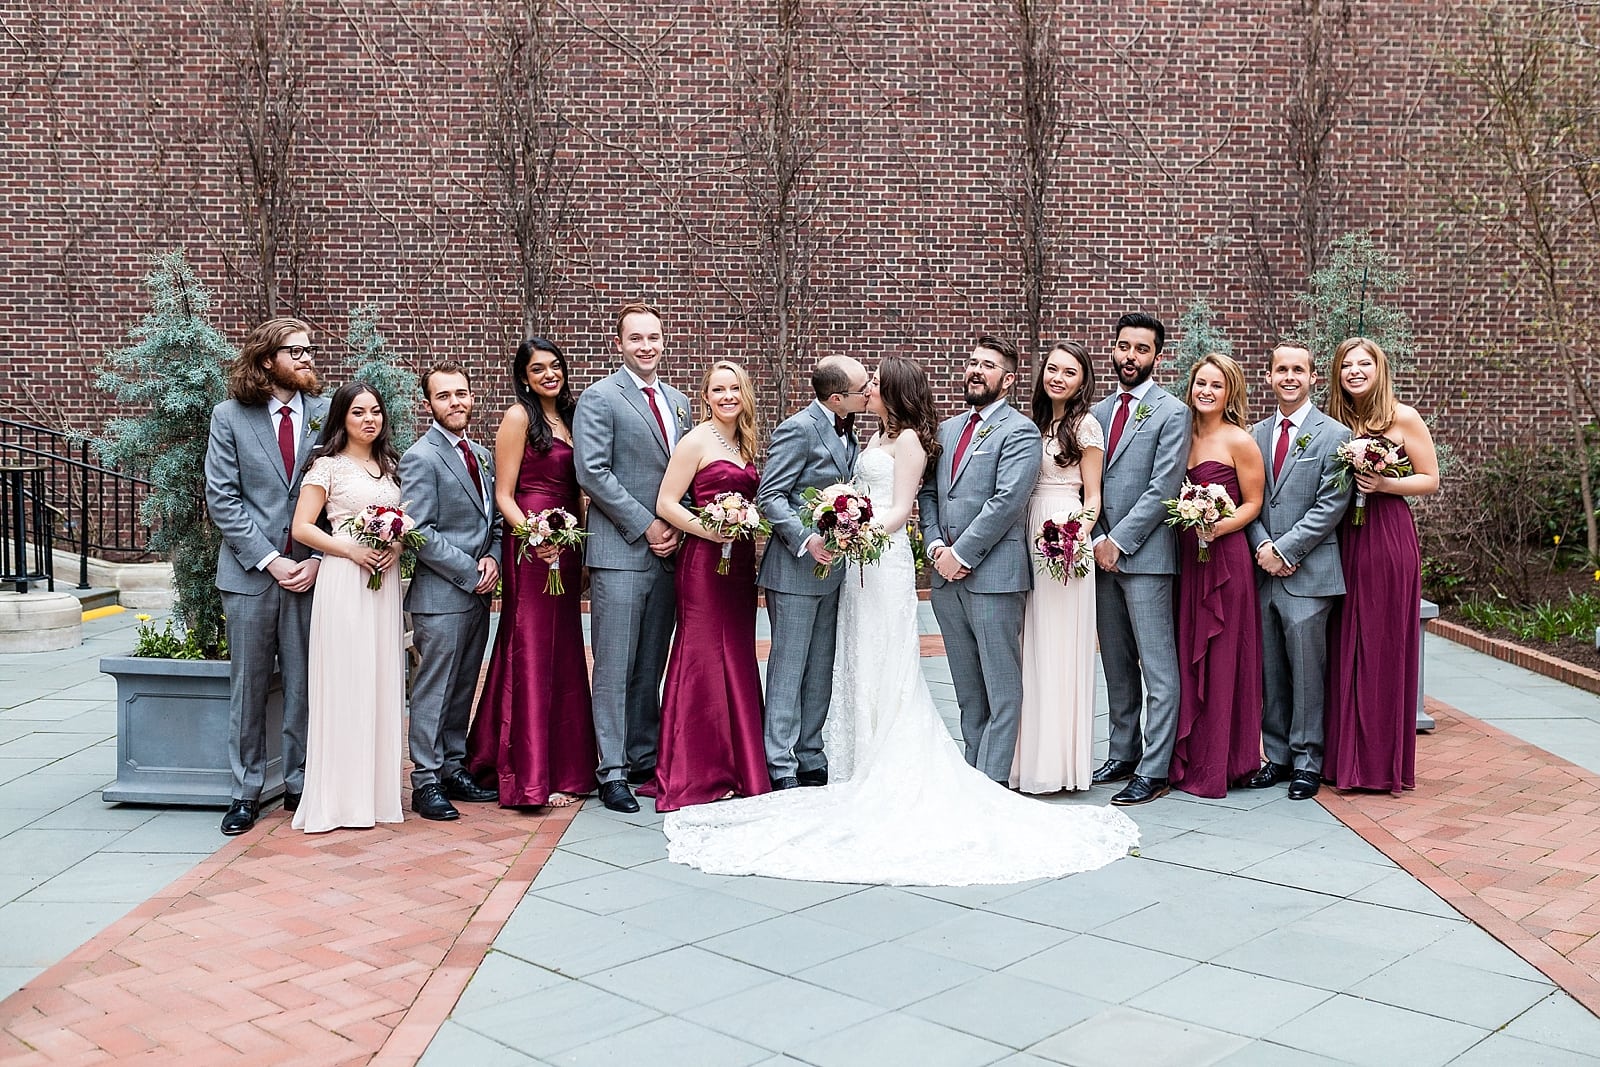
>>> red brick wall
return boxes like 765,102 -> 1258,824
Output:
0,0 -> 1576,461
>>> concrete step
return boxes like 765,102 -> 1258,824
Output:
64,586 -> 119,612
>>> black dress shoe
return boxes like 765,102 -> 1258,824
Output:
796,767 -> 828,787
770,775 -> 800,790
1110,776 -> 1170,806
282,791 -> 301,813
221,799 -> 259,835
1243,762 -> 1292,790
599,780 -> 641,813
412,782 -> 460,821
626,766 -> 656,787
443,769 -> 497,803
1091,758 -> 1139,785
1287,770 -> 1322,801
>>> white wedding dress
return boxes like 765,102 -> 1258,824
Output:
662,447 -> 1140,885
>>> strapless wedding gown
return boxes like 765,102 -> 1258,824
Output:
662,448 -> 1139,885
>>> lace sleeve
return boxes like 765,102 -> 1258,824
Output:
302,455 -> 335,491
1077,413 -> 1104,451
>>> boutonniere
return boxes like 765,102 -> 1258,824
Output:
976,425 -> 994,442
1134,403 -> 1152,423
1295,433 -> 1312,453
675,405 -> 688,424
308,416 -> 323,433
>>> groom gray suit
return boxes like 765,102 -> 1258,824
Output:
919,401 -> 1042,781
574,367 -> 695,783
205,391 -> 330,802
1247,404 -> 1350,774
1092,382 -> 1190,779
757,400 -> 858,779
400,425 -> 502,791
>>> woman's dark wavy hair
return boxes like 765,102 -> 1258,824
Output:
876,355 -> 942,475
1030,341 -> 1096,468
305,380 -> 400,478
513,337 -> 577,452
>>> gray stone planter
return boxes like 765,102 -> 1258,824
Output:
99,656 -> 284,807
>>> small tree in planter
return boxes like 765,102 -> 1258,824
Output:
97,250 -> 236,658
1169,298 -> 1234,385
343,302 -> 420,453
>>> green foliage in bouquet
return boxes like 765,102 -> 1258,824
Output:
96,251 -> 234,658
1293,231 -> 1415,375
1169,298 -> 1233,385
344,302 -> 420,453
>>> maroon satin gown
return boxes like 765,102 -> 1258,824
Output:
645,459 -> 770,813
1324,478 -> 1420,793
1169,460 -> 1264,798
466,439 -> 597,806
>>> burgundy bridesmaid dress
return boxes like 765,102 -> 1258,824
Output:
466,439 -> 597,806
1324,476 -> 1420,793
1169,460 -> 1264,798
646,459 -> 770,813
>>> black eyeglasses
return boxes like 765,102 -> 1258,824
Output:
277,345 -> 319,359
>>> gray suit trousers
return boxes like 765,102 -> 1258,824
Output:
929,583 -> 1026,782
589,563 -> 676,782
408,605 -> 490,789
1260,582 -> 1336,773
222,584 -> 312,800
1095,571 -> 1181,778
763,587 -> 841,777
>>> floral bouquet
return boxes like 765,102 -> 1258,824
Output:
1034,509 -> 1095,583
341,503 -> 425,590
696,492 -> 770,574
1163,481 -> 1236,562
802,482 -> 892,581
512,508 -> 588,595
1334,435 -> 1413,526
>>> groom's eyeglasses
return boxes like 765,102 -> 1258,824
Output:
276,345 -> 319,360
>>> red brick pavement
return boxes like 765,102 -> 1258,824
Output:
0,800 -> 577,1066
1319,697 -> 1600,1016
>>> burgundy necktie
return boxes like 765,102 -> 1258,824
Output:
277,405 -> 297,552
951,412 -> 982,474
1273,418 -> 1293,479
276,404 -> 296,481
642,386 -> 671,447
457,440 -> 482,498
1105,393 -> 1135,459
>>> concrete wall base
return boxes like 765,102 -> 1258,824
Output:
0,591 -> 83,651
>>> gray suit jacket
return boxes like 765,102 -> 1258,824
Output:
399,426 -> 502,615
573,368 -> 694,571
1246,406 -> 1351,597
918,402 -> 1041,594
1092,384 -> 1190,576
757,401 -> 858,596
205,395 -> 331,595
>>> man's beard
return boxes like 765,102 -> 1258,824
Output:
1116,360 -> 1152,389
269,361 -> 323,396
964,378 -> 1003,407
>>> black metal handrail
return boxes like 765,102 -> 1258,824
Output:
0,417 -> 158,588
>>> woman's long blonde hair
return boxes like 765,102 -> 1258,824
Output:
1186,352 -> 1249,429
701,359 -> 760,464
1326,337 -> 1398,436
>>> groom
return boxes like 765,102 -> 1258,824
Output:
756,354 -> 871,789
919,335 -> 1042,782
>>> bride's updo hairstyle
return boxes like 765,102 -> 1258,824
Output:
700,359 -> 761,464
876,355 -> 942,473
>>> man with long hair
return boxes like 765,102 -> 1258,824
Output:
204,317 -> 330,835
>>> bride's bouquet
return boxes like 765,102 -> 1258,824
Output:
341,502 -> 426,590
1034,510 -> 1094,583
696,492 -> 770,574
1334,435 -> 1413,527
802,482 -> 892,580
511,508 -> 588,595
1163,481 -> 1236,562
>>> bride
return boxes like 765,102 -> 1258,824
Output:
663,355 -> 1139,885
